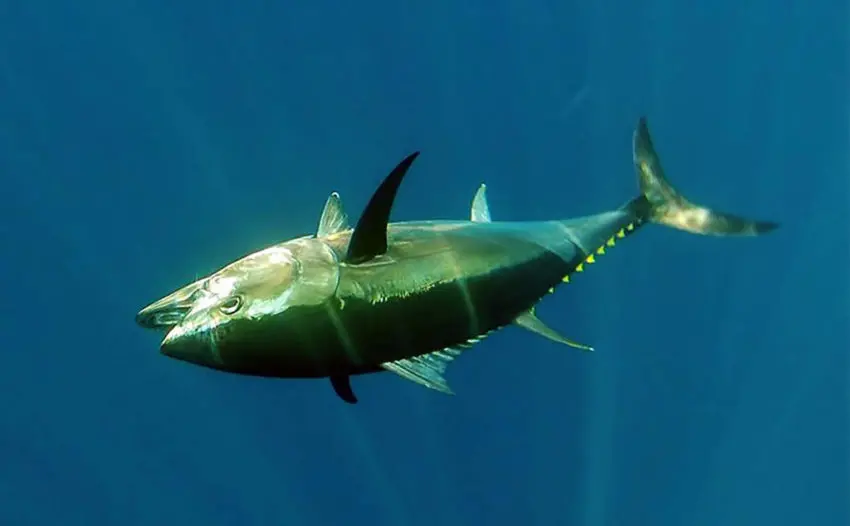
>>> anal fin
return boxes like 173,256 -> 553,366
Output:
515,309 -> 594,352
330,375 -> 358,404
381,347 -> 463,395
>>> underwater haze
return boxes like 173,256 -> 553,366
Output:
1,1 -> 847,525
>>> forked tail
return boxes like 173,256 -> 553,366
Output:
628,117 -> 778,236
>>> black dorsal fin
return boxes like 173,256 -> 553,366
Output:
345,151 -> 420,264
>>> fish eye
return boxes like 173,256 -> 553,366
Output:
219,296 -> 242,315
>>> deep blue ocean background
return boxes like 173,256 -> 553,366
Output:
1,1 -> 847,525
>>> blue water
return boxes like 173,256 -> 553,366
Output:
1,1 -> 846,525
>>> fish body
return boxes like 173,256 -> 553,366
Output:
136,118 -> 777,403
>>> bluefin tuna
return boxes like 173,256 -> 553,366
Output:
136,117 -> 777,403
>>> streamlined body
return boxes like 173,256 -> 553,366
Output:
136,118 -> 777,403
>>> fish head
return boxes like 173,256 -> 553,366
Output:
143,237 -> 340,369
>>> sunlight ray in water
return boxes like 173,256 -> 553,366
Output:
333,406 -> 415,525
689,177 -> 845,524
406,400 -> 465,525
101,3 -> 239,201
57,4 -> 310,522
116,13 -> 419,520
577,285 -> 617,526
580,365 -> 616,526
1,0 -> 841,522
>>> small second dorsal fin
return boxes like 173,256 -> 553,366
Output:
514,309 -> 594,351
317,192 -> 350,237
345,151 -> 420,264
470,183 -> 492,222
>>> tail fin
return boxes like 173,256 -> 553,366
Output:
631,117 -> 778,236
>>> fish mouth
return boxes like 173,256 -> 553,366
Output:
135,306 -> 191,329
135,278 -> 207,330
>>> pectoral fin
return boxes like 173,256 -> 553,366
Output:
515,309 -> 594,352
330,375 -> 358,404
381,347 -> 463,395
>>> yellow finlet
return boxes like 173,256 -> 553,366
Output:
555,218 -> 641,295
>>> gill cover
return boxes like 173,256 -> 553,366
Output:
284,238 -> 343,306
